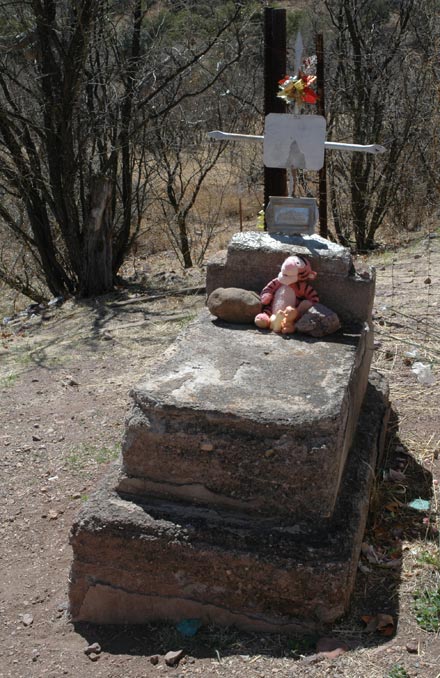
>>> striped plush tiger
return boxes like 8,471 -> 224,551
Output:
254,255 -> 319,333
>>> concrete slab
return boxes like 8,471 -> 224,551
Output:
117,310 -> 373,523
69,373 -> 390,632
206,232 -> 375,326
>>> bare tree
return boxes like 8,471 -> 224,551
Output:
147,33 -> 262,269
323,0 -> 432,250
0,0 -> 247,300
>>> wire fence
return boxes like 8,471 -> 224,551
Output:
372,232 -> 439,364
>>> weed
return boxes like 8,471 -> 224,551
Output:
413,586 -> 440,632
177,312 -> 197,329
386,664 -> 409,678
95,445 -> 119,464
288,635 -> 316,658
0,373 -> 18,388
369,249 -> 395,267
66,443 -> 119,470
416,549 -> 440,570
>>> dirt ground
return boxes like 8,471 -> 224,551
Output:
0,233 -> 439,678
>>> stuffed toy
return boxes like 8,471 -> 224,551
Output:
255,255 -> 319,333
269,305 -> 299,334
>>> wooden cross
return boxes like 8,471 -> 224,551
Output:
208,30 -> 386,234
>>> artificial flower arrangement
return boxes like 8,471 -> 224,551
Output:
277,56 -> 318,106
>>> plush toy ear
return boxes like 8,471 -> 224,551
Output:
296,256 -> 317,281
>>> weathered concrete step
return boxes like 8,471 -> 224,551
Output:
118,310 -> 373,522
69,374 -> 390,632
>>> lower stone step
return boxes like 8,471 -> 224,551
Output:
69,374 -> 389,633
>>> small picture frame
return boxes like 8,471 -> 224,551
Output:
265,196 -> 318,235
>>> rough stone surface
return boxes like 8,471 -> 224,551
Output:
68,373 -> 390,631
165,650 -> 185,667
117,310 -> 372,523
207,287 -> 261,323
206,232 -> 375,327
296,303 -> 341,337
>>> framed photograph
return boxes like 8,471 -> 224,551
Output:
265,196 -> 318,235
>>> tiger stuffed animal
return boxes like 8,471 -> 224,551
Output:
254,255 -> 319,333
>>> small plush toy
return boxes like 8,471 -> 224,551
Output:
269,305 -> 299,334
255,255 -> 319,333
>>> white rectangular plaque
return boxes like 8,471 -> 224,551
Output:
263,114 -> 326,170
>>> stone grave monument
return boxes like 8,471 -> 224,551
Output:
68,229 -> 390,632
69,50 -> 390,632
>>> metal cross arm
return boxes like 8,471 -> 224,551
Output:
208,129 -> 386,157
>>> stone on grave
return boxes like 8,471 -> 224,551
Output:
296,303 -> 341,337
207,287 -> 261,323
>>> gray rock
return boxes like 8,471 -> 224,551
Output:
22,613 -> 33,627
84,642 -> 101,655
296,304 -> 341,337
207,287 -> 261,323
87,653 -> 100,662
164,650 -> 184,667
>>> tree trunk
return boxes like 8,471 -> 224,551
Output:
178,214 -> 193,269
80,177 -> 113,297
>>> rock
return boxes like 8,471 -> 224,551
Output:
63,375 -> 79,387
87,652 -> 100,662
84,642 -> 101,655
31,649 -> 40,662
22,613 -> 34,626
406,641 -> 419,654
296,303 -> 341,337
164,650 -> 185,667
200,442 -> 214,452
149,655 -> 160,665
207,287 -> 261,323
48,296 -> 64,307
316,637 -> 349,654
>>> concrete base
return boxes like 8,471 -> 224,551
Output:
118,310 -> 373,523
69,373 -> 389,632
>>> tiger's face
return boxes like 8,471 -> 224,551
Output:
278,255 -> 317,284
